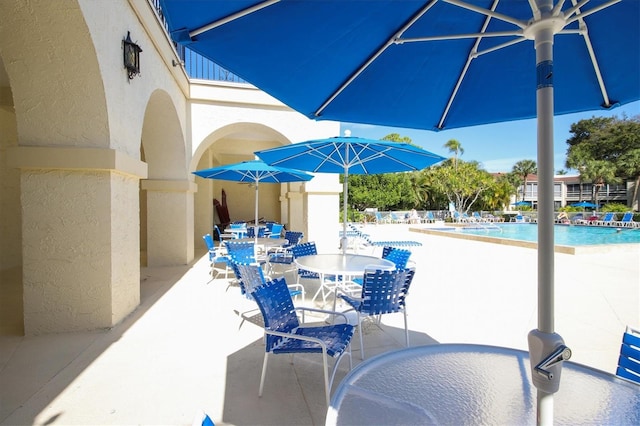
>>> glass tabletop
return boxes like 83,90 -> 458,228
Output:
327,344 -> 640,425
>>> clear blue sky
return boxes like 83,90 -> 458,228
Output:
340,100 -> 640,174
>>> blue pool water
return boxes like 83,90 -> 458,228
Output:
446,223 -> 640,246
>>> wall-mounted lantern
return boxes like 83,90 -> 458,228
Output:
123,31 -> 142,79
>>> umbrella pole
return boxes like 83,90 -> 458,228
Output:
255,181 -> 259,244
341,167 -> 348,255
527,3 -> 569,425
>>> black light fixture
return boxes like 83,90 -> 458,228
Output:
123,31 -> 142,79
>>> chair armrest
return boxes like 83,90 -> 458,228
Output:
294,306 -> 350,324
263,329 -> 329,352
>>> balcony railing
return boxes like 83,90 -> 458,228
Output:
150,0 -> 246,83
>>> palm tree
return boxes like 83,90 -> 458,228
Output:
444,139 -> 464,171
512,160 -> 537,202
580,159 -> 620,207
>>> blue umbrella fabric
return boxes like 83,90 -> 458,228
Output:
255,136 -> 445,253
163,0 -> 639,421
159,1 -> 638,130
570,201 -> 598,209
192,160 -> 313,229
512,201 -> 532,207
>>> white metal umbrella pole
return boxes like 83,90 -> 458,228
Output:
254,180 -> 260,244
341,163 -> 349,255
527,1 -> 571,425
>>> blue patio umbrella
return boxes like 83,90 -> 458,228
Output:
513,201 -> 533,207
162,0 -> 639,422
570,201 -> 598,209
254,135 -> 445,253
192,160 -> 313,232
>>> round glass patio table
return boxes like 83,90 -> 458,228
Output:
231,237 -> 287,249
295,254 -> 395,305
327,344 -> 640,425
294,253 -> 395,276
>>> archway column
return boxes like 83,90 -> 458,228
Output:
141,179 -> 196,266
301,175 -> 342,253
7,146 -> 146,334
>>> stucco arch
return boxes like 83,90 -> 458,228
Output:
140,89 -> 194,266
142,89 -> 187,180
0,0 -> 110,147
191,122 -> 290,172
192,122 -> 292,242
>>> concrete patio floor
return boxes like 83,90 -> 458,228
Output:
1,223 -> 638,425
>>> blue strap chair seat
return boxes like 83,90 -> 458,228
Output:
336,268 -> 415,359
616,326 -> 640,384
267,230 -> 305,277
251,277 -> 354,406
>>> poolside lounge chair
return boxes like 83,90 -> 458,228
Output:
390,212 -> 407,224
424,211 -> 436,223
614,212 -> 638,228
616,326 -> 640,384
595,212 -> 615,226
250,277 -> 354,406
571,213 -> 585,225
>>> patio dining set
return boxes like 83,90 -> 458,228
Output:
202,221 -> 418,406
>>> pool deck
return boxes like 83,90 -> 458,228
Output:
1,223 -> 638,425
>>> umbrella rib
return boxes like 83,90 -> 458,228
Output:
444,0 -> 528,29
313,1 -> 437,118
189,0 -> 280,38
437,0 -> 501,130
563,0 -> 620,108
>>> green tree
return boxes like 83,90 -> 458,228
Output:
426,159 -> 493,213
512,160 -> 537,202
566,115 -> 640,208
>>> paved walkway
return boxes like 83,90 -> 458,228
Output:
1,224 -> 638,425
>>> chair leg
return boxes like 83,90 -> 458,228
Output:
358,312 -> 365,360
259,352 -> 269,397
404,309 -> 409,347
322,349 -> 330,406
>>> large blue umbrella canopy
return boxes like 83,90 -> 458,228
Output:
162,0 -> 640,421
192,160 -> 313,229
255,135 -> 446,253
512,200 -> 533,207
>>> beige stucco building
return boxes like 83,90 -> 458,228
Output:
0,0 -> 341,336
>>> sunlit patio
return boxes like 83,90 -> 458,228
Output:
1,224 -> 638,425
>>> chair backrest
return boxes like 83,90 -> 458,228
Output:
251,277 -> 300,352
225,241 -> 256,263
291,241 -> 317,258
213,225 -> 223,241
236,262 -> 268,294
247,226 -> 266,238
620,212 -> 633,222
602,212 -> 614,221
269,223 -> 284,238
283,230 -> 304,247
427,211 -> 435,220
616,326 -> 640,384
381,246 -> 411,269
203,234 -> 214,251
359,268 -> 415,315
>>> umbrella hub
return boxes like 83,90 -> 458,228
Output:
523,15 -> 567,41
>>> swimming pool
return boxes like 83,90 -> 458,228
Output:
444,223 -> 640,246
411,222 -> 640,254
